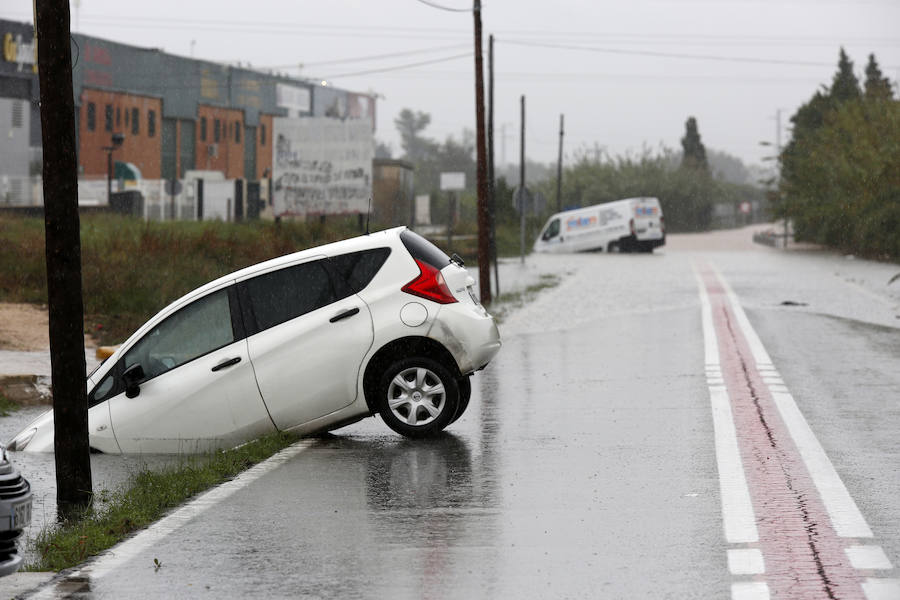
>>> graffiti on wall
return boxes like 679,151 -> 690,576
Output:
272,117 -> 373,217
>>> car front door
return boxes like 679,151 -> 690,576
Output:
239,257 -> 374,430
107,286 -> 276,453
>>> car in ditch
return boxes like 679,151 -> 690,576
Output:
8,227 -> 501,454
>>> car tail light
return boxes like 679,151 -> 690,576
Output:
629,218 -> 636,236
660,216 -> 666,233
402,259 -> 458,304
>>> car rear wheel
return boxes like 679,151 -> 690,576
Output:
450,375 -> 471,424
377,357 -> 459,438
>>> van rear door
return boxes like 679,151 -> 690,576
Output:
632,198 -> 664,241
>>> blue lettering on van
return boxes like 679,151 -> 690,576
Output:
566,216 -> 597,230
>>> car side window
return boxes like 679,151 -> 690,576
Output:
542,219 -> 560,240
89,371 -> 118,407
243,259 -> 336,333
328,248 -> 391,296
123,288 -> 235,381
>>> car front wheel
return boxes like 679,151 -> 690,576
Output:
377,357 -> 459,437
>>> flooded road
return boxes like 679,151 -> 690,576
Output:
19,228 -> 900,599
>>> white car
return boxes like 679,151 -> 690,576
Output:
8,228 -> 501,454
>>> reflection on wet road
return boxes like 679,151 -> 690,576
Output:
22,232 -> 900,599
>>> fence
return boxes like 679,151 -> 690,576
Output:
1,176 -> 270,223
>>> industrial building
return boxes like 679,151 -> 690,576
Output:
1,18 -> 377,208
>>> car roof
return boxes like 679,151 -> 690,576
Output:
190,225 -> 406,298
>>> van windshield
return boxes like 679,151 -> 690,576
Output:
542,219 -> 560,240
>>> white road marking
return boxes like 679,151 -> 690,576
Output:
695,266 -> 758,544
710,265 -> 773,368
846,546 -> 893,570
862,578 -> 900,600
695,270 -> 720,367
728,548 -> 766,575
712,268 -> 875,540
30,440 -> 316,598
732,581 -> 771,600
709,386 -> 759,544
769,391 -> 873,539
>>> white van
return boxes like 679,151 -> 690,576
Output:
533,197 -> 665,254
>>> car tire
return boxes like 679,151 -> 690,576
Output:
450,375 -> 471,424
377,357 -> 460,438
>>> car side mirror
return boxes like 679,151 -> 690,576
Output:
122,364 -> 145,399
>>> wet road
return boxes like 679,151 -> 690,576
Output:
26,229 -> 900,599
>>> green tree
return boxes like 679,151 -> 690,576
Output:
680,117 -> 709,173
864,53 -> 893,100
394,109 -> 436,162
831,47 -> 861,102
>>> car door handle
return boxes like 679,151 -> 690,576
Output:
329,307 -> 360,323
211,357 -> 241,372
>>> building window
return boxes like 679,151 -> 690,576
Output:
11,101 -> 23,128
116,107 -> 121,127
148,110 -> 156,137
260,123 -> 266,146
200,117 -> 207,141
125,107 -> 129,126
131,108 -> 139,134
105,105 -> 113,132
214,119 -> 220,143
234,121 -> 240,143
87,102 -> 96,131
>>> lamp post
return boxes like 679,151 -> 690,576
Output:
102,132 -> 124,204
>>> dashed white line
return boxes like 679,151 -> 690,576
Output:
731,581 -> 771,600
846,546 -> 894,570
862,579 -> 900,600
728,548 -> 766,575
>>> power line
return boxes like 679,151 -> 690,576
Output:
323,52 -> 472,80
413,0 -> 471,12
259,43 -> 470,70
501,39 -> 900,69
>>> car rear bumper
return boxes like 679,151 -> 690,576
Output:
429,304 -> 501,375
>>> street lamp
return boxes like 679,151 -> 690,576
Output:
102,132 -> 124,204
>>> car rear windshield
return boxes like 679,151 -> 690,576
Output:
400,230 -> 450,269
328,248 -> 391,293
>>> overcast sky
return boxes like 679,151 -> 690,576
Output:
4,0 -> 899,169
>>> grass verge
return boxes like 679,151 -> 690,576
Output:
0,391 -> 19,417
488,273 -> 562,323
25,431 -> 299,572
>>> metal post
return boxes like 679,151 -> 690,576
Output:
519,95 -> 526,264
556,114 -> 564,213
776,108 -> 786,248
473,0 -> 491,304
106,149 -> 113,205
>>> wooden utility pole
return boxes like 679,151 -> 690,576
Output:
487,34 -> 499,298
473,0 -> 491,304
519,95 -> 526,264
556,114 -> 564,213
34,0 -> 93,516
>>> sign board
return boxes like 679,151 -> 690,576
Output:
276,83 -> 312,116
272,117 -> 374,218
739,201 -> 752,215
440,172 -> 466,191
415,194 -> 431,226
